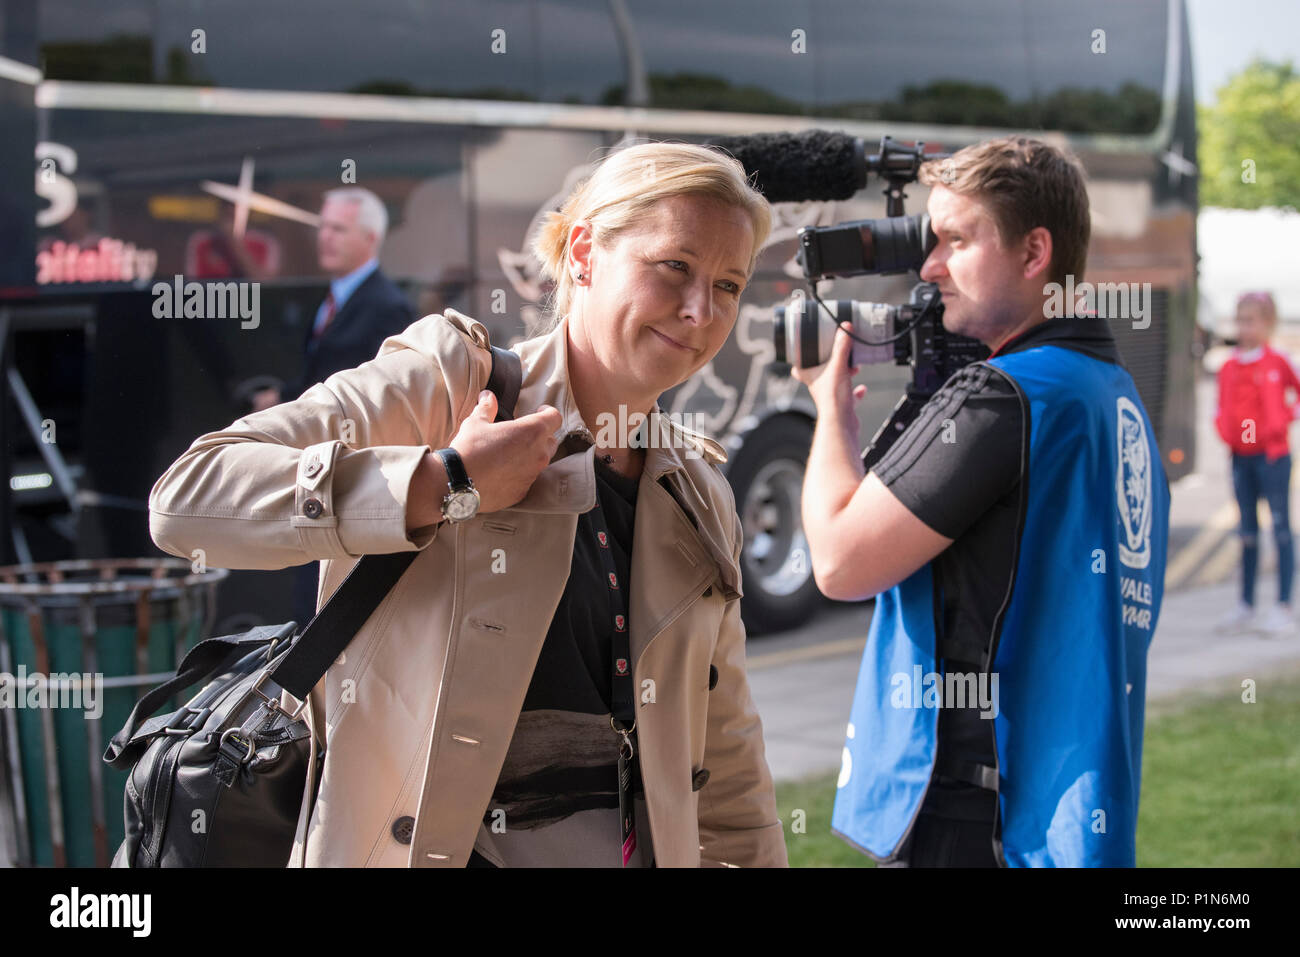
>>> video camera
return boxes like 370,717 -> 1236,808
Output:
710,131 -> 989,465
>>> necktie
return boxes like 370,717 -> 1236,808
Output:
314,292 -> 336,340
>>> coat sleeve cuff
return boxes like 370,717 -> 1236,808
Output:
295,440 -> 439,557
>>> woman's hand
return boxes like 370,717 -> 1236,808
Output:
408,391 -> 563,529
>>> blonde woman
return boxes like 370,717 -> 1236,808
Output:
148,142 -> 789,867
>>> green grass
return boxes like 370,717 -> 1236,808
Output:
775,672 -> 1300,867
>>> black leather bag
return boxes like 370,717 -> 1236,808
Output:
104,345 -> 521,867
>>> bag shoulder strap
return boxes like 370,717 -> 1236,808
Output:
486,344 -> 522,422
270,344 -> 522,700
104,624 -> 296,769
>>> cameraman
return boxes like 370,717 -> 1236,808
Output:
794,136 -> 1170,867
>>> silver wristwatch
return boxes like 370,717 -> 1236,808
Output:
434,447 -> 480,523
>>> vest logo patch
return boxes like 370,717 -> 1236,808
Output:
1116,396 -> 1153,569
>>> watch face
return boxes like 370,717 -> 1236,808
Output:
443,489 -> 480,522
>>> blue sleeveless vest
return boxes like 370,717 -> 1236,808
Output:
831,343 -> 1170,867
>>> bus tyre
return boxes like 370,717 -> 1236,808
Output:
727,417 -> 824,635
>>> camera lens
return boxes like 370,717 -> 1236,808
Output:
861,214 -> 932,274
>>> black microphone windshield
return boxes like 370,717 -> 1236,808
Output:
709,130 -> 867,203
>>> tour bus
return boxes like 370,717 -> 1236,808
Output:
1,0 -> 1197,635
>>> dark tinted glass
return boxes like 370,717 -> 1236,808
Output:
39,0 -> 1167,132
631,0 -> 1166,133
38,0 -> 622,103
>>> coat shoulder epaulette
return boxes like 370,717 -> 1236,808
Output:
666,417 -> 728,467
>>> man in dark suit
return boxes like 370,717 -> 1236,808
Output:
252,187 -> 414,408
251,187 -> 415,626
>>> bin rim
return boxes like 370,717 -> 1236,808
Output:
0,557 -> 229,599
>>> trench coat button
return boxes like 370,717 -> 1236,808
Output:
708,665 -> 718,690
391,815 -> 415,844
302,498 -> 323,519
691,768 -> 710,792
303,455 -> 322,478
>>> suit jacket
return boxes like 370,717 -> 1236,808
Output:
286,267 -> 415,400
147,309 -> 788,868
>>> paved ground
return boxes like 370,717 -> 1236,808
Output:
747,367 -> 1300,783
748,582 -> 1300,782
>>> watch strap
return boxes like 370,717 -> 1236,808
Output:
435,447 -> 471,491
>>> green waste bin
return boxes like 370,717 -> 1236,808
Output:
0,558 -> 228,867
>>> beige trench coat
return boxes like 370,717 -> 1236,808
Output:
148,310 -> 788,867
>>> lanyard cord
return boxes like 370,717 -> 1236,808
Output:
586,499 -> 636,759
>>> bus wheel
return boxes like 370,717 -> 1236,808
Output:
728,417 -> 823,635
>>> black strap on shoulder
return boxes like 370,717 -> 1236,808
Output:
271,345 -> 523,700
487,345 -> 521,422
269,549 -> 419,699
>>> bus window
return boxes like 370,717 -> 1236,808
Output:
811,0 -> 1035,126
38,0 -> 1169,135
813,0 -> 1164,133
536,0 -> 624,105
622,0 -> 816,113
39,0 -> 545,101
1024,0 -> 1166,134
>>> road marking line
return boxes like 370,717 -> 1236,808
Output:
1194,536 -> 1240,588
749,634 -> 866,671
1164,500 -> 1238,590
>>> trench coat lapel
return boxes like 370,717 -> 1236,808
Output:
628,474 -> 717,667
626,410 -> 735,666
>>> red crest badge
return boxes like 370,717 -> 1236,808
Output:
615,614 -> 626,632
616,658 -> 629,675
608,572 -> 618,589
597,531 -> 609,547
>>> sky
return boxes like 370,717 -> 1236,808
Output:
1187,0 -> 1300,104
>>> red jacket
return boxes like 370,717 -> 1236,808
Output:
1215,345 -> 1300,461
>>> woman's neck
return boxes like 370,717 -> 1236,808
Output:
566,329 -> 652,479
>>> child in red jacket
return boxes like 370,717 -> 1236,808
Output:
1214,292 -> 1300,634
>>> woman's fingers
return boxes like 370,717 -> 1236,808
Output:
449,400 -> 564,512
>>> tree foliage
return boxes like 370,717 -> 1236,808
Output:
1199,59 -> 1300,210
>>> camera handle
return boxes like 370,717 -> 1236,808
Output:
866,136 -> 945,217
